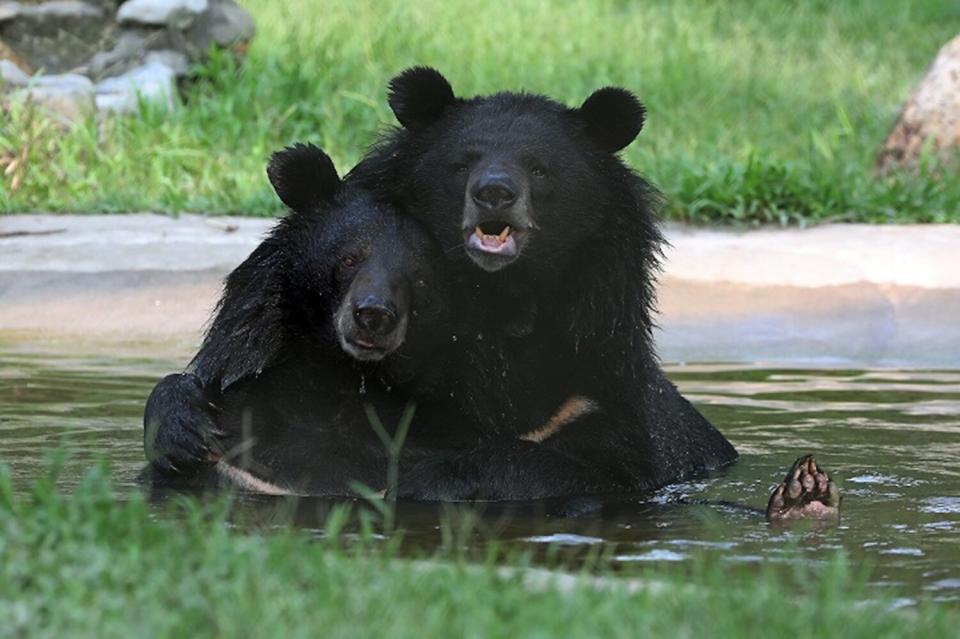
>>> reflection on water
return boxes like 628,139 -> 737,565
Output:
1,346 -> 958,604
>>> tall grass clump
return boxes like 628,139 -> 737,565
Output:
2,460 -> 958,638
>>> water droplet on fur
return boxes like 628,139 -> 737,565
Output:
451,334 -> 458,342
358,375 -> 367,395
476,333 -> 483,341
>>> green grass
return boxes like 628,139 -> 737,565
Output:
2,462 -> 957,638
2,0 -> 959,224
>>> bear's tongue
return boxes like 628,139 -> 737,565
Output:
471,224 -> 517,256
476,224 -> 511,247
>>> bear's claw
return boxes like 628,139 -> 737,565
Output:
766,454 -> 841,522
144,373 -> 225,475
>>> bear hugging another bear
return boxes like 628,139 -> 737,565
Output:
142,66 -> 745,502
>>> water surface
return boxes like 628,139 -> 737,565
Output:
1,345 -> 958,605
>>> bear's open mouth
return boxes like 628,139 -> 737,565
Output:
348,336 -> 378,350
343,336 -> 389,361
469,221 -> 518,256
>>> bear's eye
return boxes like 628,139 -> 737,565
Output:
531,166 -> 548,179
341,256 -> 357,268
451,163 -> 469,175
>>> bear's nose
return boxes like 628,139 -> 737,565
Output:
353,299 -> 398,336
471,178 -> 517,210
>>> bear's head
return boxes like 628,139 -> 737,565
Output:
378,66 -> 648,275
267,143 -> 450,368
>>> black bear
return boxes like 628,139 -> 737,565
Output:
349,67 -> 739,498
143,143 -> 468,493
143,141 -> 676,500
145,66 -> 742,500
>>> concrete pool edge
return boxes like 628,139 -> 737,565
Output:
2,215 -> 959,367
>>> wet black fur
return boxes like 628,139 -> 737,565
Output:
144,70 -> 739,499
142,144 -> 599,497
143,145 -> 459,487
348,68 -> 739,496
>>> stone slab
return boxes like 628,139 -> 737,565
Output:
1,215 -> 958,367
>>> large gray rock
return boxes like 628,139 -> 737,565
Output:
85,0 -> 253,75
84,28 -> 160,79
86,34 -> 189,80
144,49 -> 189,76
80,0 -> 121,11
117,0 -> 208,27
18,1 -> 102,19
0,1 -> 112,73
180,0 -> 254,53
0,0 -> 254,122
13,73 -> 95,123
0,2 -> 19,22
0,58 -> 29,85
85,28 -> 146,78
95,59 -> 176,113
0,0 -> 130,22
878,34 -> 960,172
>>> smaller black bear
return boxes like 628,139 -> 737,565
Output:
143,143 -> 463,492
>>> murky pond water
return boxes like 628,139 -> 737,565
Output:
1,345 -> 959,605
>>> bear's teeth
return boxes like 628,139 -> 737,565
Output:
475,225 -> 512,243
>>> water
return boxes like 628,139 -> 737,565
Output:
1,345 -> 959,605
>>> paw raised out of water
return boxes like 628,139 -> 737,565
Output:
766,454 -> 841,522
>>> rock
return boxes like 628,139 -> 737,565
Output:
0,58 -> 29,85
13,73 -> 95,123
0,2 -> 19,23
0,37 -> 33,74
117,0 -> 208,27
17,1 -> 102,19
144,49 -> 189,77
0,2 -> 113,74
86,33 -> 191,80
85,0 -> 124,11
85,28 -> 148,78
85,28 -> 159,79
95,59 -> 176,113
877,34 -> 960,172
179,0 -> 253,55
0,0 -> 254,123
205,0 -> 254,46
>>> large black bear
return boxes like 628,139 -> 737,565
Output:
350,67 -> 738,498
144,143 -> 469,493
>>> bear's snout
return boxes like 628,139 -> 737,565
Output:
334,274 -> 411,363
471,174 -> 517,211
353,298 -> 399,336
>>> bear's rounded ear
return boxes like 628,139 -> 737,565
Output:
387,66 -> 457,130
578,87 -> 646,153
266,143 -> 340,212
